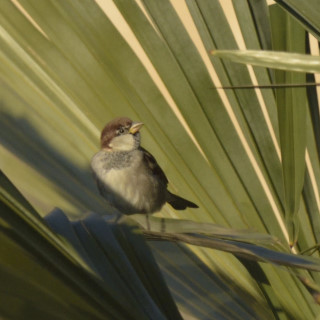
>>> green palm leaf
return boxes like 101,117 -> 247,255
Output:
1,0 -> 320,319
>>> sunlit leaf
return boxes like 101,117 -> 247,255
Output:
212,50 -> 320,73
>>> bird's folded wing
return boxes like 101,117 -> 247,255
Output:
140,147 -> 168,185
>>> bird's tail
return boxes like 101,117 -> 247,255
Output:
167,191 -> 198,210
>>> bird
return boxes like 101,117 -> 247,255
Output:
91,117 -> 198,216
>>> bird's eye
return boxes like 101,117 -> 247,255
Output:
117,127 -> 125,135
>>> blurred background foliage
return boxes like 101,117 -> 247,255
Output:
1,0 -> 320,319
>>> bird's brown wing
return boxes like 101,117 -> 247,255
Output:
140,147 -> 168,185
141,147 -> 198,210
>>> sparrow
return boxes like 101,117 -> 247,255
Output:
91,117 -> 198,215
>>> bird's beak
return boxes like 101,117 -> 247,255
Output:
129,122 -> 143,134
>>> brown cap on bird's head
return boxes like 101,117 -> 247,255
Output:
100,117 -> 143,150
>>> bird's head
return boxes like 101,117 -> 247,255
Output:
100,117 -> 143,152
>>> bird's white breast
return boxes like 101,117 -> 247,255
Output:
91,150 -> 141,196
104,166 -> 139,203
91,150 -> 163,213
